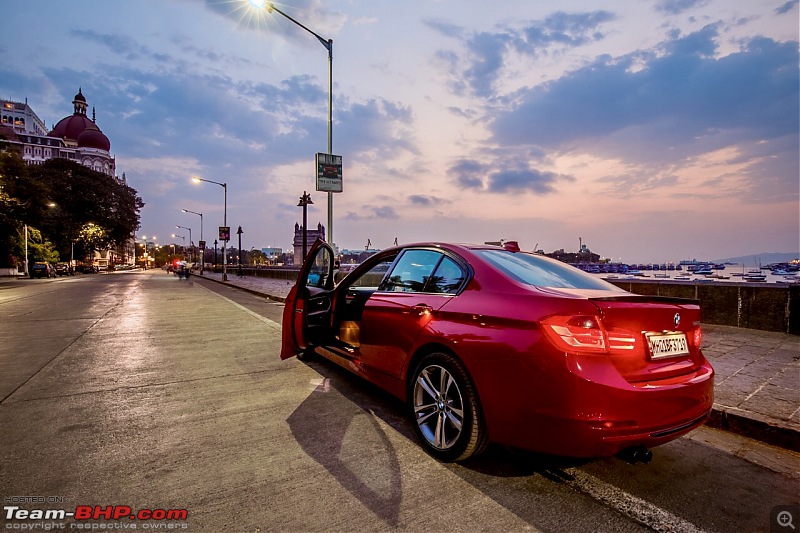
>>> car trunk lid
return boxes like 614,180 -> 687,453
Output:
589,295 -> 703,383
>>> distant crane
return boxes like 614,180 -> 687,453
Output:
366,238 -> 371,250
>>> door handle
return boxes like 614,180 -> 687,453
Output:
413,304 -> 433,316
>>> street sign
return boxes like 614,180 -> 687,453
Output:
316,153 -> 343,193
219,227 -> 230,241
199,240 -> 206,249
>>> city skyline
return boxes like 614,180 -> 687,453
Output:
0,0 -> 797,263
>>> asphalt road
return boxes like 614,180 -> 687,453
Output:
1,270 -> 798,533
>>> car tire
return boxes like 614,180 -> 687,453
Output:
408,351 -> 488,462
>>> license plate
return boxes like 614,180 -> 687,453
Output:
646,332 -> 690,359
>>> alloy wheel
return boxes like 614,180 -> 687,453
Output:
413,364 -> 465,450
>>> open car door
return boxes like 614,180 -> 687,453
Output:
280,238 -> 335,360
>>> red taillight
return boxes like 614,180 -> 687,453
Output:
692,324 -> 702,349
541,315 -> 608,353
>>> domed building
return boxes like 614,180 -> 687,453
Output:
47,88 -> 115,176
0,88 -> 129,271
1,88 -> 116,178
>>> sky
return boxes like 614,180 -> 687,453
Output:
0,0 -> 797,263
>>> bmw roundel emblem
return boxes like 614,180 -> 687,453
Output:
674,313 -> 681,328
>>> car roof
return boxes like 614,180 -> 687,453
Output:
382,242 -> 505,253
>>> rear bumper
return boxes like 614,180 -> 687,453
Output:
484,356 -> 715,458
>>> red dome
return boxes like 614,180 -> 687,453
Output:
49,114 -> 95,141
77,127 -> 110,151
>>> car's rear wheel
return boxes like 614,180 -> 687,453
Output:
409,352 -> 487,462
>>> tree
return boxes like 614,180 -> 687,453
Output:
0,150 -> 52,267
250,248 -> 267,265
21,226 -> 59,264
32,159 -> 144,258
0,151 -> 144,268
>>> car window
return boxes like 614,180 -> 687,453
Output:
380,250 -> 442,293
348,255 -> 397,289
425,255 -> 466,294
476,249 -> 623,290
306,248 -> 332,289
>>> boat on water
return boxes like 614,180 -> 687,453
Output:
694,268 -> 714,275
743,273 -> 767,282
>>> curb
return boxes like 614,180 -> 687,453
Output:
707,405 -> 799,453
194,273 -> 287,303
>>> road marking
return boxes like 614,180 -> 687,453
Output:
563,468 -> 708,532
197,283 -> 281,331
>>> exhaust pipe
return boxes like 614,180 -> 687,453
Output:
618,446 -> 653,465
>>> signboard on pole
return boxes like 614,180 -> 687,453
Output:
199,240 -> 206,249
219,227 -> 230,241
316,153 -> 343,193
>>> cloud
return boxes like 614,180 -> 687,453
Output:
776,0 -> 798,14
450,159 -> 486,189
335,98 -> 416,157
654,0 -> 710,15
489,28 -> 799,159
32,33 -> 417,188
449,159 -> 573,194
428,11 -> 615,97
595,172 -> 680,199
70,30 -> 143,57
487,168 -> 573,194
408,194 -> 449,206
345,205 -> 399,220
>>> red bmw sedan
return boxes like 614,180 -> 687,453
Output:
281,240 -> 714,462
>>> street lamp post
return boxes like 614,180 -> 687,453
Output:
192,177 -> 228,281
237,226 -> 243,277
214,239 -> 218,271
182,209 -> 204,274
297,192 -> 313,264
176,225 -> 193,264
172,233 -> 186,260
253,0 -> 335,245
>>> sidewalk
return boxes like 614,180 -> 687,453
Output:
203,271 -> 800,452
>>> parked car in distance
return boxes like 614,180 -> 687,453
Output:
281,240 -> 714,463
54,262 -> 73,276
30,262 -> 55,279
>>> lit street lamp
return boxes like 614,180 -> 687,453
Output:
250,0 -> 335,245
172,233 -> 186,260
182,209 -> 204,274
139,235 -> 156,269
176,225 -> 193,263
192,177 -> 228,281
